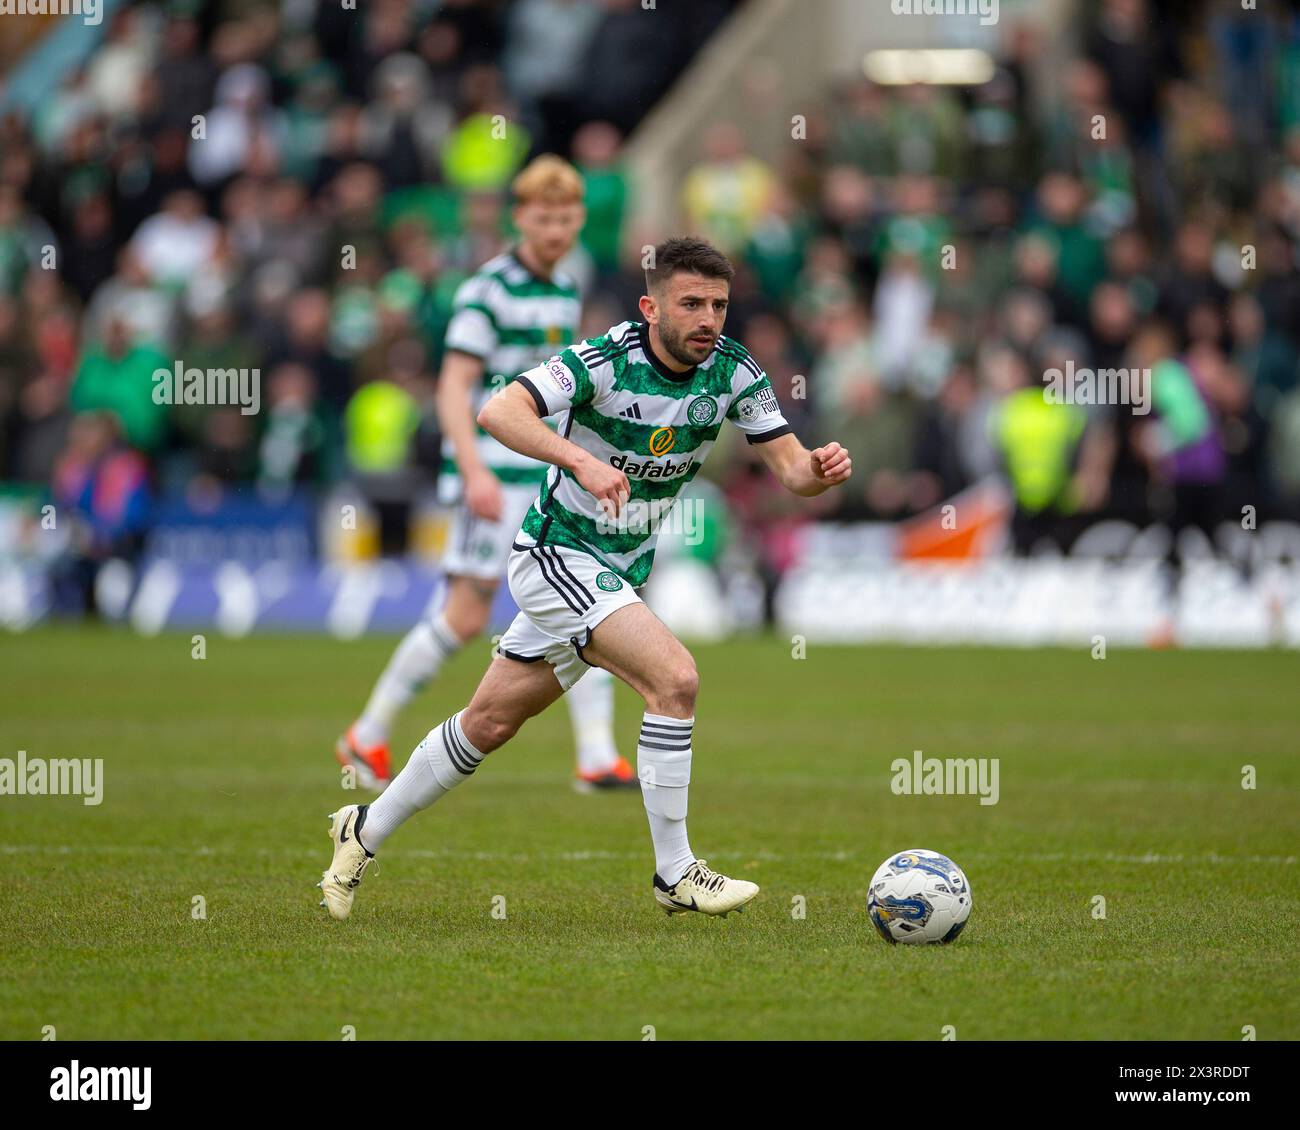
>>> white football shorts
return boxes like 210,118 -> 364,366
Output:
441,483 -> 542,580
496,539 -> 642,691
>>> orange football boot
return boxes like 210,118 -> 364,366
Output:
334,727 -> 392,792
573,755 -> 639,793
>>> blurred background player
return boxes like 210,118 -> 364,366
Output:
335,155 -> 634,792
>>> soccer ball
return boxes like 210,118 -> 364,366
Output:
867,849 -> 972,945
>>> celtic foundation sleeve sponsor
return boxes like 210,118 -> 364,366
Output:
517,323 -> 791,587
722,336 -> 792,443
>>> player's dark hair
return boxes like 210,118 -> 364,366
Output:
645,237 -> 735,294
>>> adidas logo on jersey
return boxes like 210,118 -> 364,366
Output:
609,452 -> 691,480
617,402 -> 643,420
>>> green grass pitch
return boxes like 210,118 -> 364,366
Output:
1,627 -> 1297,1040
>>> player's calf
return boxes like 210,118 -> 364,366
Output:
584,603 -> 758,915
458,652 -> 567,752
315,658 -> 565,919
459,698 -> 521,754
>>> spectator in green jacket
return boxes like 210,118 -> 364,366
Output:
70,317 -> 171,454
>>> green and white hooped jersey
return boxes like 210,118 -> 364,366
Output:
514,320 -> 792,587
442,250 -> 581,488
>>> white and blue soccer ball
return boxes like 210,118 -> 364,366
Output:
867,849 -> 972,945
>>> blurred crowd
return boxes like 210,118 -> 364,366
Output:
1,0 -> 1299,574
0,0 -> 737,564
699,0 -> 1300,561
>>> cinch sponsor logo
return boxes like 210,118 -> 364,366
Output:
547,359 -> 573,394
609,453 -> 691,480
50,1061 -> 151,1110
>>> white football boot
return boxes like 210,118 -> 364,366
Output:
317,804 -> 375,920
653,859 -> 759,917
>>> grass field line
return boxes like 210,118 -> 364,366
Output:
1,843 -> 1294,866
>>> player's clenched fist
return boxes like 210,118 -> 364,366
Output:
811,442 -> 852,486
574,452 -> 631,518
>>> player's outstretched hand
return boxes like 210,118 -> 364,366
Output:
811,442 -> 852,487
574,452 -> 631,518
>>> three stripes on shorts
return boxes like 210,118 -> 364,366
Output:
529,544 -> 594,616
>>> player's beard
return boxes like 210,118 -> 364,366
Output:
659,320 -> 716,367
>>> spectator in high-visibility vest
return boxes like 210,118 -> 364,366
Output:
344,379 -> 421,475
989,340 -> 1111,554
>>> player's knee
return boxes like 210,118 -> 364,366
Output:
445,577 -> 496,637
461,604 -> 491,638
649,657 -> 698,716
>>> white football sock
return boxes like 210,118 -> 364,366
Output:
353,613 -> 461,750
359,711 -> 483,852
565,666 -> 620,774
646,810 -> 694,887
637,712 -> 695,885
